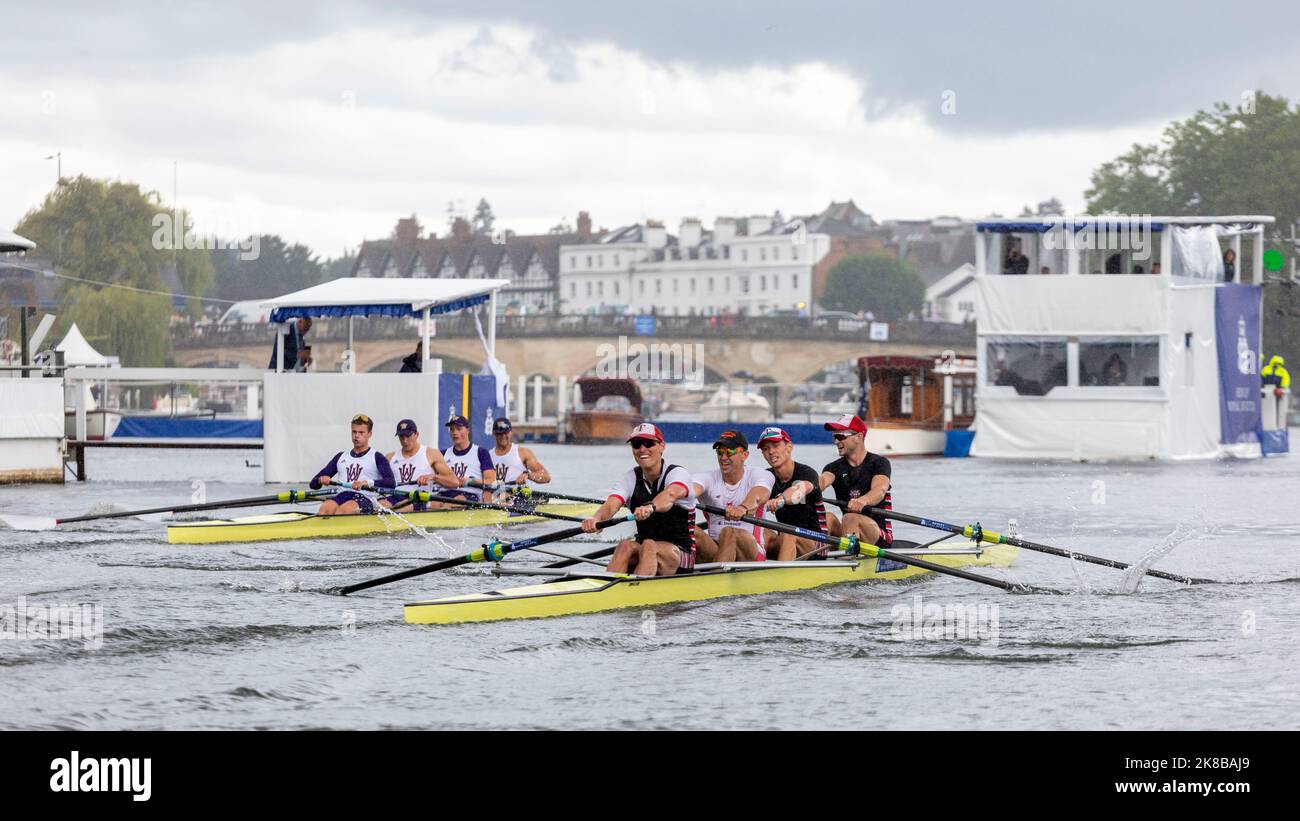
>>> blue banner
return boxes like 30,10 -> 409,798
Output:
1214,284 -> 1263,445
436,373 -> 505,451
635,315 -> 657,336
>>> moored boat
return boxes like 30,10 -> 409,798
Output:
404,540 -> 1018,624
167,501 -> 599,545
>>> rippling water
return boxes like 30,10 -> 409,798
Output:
2,442 -> 1299,730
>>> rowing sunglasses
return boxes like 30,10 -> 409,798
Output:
352,414 -> 373,426
629,438 -> 659,450
832,432 -> 859,442
715,446 -> 745,457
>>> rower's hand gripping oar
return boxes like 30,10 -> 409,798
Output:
332,513 -> 635,596
824,499 -> 1215,586
1,489 -> 333,531
471,481 -> 604,507
693,501 -> 1041,594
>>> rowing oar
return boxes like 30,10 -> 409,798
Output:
332,513 -> 635,596
473,482 -> 605,507
0,489 -> 333,531
822,499 -> 1214,586
384,488 -> 586,523
692,501 -> 1040,593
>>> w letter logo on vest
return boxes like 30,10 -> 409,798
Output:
346,464 -> 363,482
400,464 -> 416,483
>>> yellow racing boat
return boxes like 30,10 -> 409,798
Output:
404,541 -> 1018,624
167,502 -> 599,545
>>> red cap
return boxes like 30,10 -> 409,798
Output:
824,414 -> 868,435
626,422 -> 665,443
757,426 -> 792,445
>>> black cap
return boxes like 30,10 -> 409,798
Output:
493,418 -> 512,433
445,415 -> 470,428
395,419 -> 418,436
712,430 -> 748,450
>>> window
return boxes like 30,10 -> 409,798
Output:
585,282 -> 592,297
586,255 -> 592,268
614,281 -> 620,297
597,281 -> 604,297
690,279 -> 695,294
596,255 -> 602,268
760,247 -> 767,261
792,247 -> 799,261
708,277 -> 714,292
673,279 -> 679,294
792,273 -> 799,290
569,256 -> 576,269
740,276 -> 750,294
655,280 -> 662,295
1079,338 -> 1160,387
985,337 -> 1068,395
773,246 -> 780,261
614,255 -> 620,267
741,249 -> 748,262
570,282 -> 576,297
759,275 -> 767,292
639,280 -> 645,295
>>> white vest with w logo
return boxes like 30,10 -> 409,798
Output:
334,448 -> 384,486
390,448 -> 434,486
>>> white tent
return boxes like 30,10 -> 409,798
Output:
55,323 -> 118,367
219,299 -> 272,324
0,228 -> 35,253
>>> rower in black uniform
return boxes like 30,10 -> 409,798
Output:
818,414 -> 893,548
581,423 -> 698,575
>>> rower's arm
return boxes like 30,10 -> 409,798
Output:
591,494 -> 625,521
309,453 -> 341,489
785,480 -> 814,505
818,470 -> 835,492
427,448 -> 459,487
741,484 -> 771,516
861,474 -> 890,507
652,481 -> 688,513
519,446 -> 550,484
372,453 -> 397,490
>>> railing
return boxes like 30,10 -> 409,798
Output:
172,315 -> 976,348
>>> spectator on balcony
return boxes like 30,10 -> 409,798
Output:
268,317 -> 311,372
1223,248 -> 1236,282
400,341 -> 423,373
1102,353 -> 1128,386
1105,253 -> 1122,274
1152,262 -> 1162,274
1003,246 -> 1030,275
1040,265 -> 1052,275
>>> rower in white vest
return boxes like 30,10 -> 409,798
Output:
436,415 -> 497,504
383,418 -> 460,512
309,413 -> 396,514
490,417 -> 551,485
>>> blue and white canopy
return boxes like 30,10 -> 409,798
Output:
261,277 -> 510,323
0,228 -> 35,252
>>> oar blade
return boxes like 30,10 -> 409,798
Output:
0,514 -> 58,531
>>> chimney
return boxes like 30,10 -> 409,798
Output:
642,219 -> 667,249
713,217 -> 736,246
577,211 -> 592,236
451,217 -> 471,241
394,216 -> 423,243
679,217 -> 702,248
748,214 -> 772,236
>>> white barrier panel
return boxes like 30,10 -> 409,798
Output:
263,372 -> 440,484
0,378 -> 64,483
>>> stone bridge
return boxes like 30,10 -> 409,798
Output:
173,315 -> 975,384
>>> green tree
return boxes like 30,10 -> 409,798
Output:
14,175 -> 213,364
211,235 -> 323,301
819,254 -> 924,319
1084,91 -> 1300,368
472,198 -> 495,237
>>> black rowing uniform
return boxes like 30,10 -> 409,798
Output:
821,452 -> 893,546
767,461 -> 827,534
609,461 -> 697,571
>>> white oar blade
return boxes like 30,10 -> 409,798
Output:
0,514 -> 58,531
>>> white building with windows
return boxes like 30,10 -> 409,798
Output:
559,216 -> 833,316
924,262 -> 977,323
970,215 -> 1282,460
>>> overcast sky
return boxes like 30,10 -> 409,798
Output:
3,1 -> 1297,257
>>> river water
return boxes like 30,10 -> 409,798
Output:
2,442 -> 1298,730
